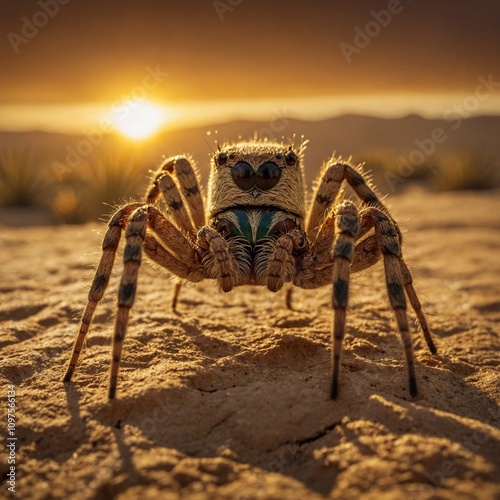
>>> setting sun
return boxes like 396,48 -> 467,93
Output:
111,100 -> 166,140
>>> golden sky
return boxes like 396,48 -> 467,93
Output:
1,0 -> 500,132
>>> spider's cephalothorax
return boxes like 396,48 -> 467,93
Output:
207,141 -> 306,218
63,139 -> 437,400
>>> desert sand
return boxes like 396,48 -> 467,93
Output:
1,187 -> 499,499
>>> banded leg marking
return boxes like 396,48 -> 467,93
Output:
331,202 -> 359,399
306,160 -> 385,240
109,207 -> 147,399
63,204 -> 141,383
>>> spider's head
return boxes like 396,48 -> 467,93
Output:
207,140 -> 306,218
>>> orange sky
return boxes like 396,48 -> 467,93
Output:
1,0 -> 500,131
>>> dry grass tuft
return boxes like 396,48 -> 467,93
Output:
358,148 -> 499,193
0,146 -> 52,207
432,151 -> 499,191
1,142 -> 499,225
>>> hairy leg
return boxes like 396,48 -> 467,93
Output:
171,281 -> 182,312
146,156 -> 205,310
143,234 -> 203,282
109,207 -> 147,399
306,159 -> 386,240
64,202 -> 205,398
265,230 -> 307,292
146,156 -> 205,230
400,260 -> 437,354
197,227 -> 242,292
360,207 -> 419,396
63,203 -> 142,383
330,201 -> 359,399
147,206 -> 199,261
295,205 -> 381,289
350,235 -> 381,272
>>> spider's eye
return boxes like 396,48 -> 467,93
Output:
256,162 -> 281,191
231,161 -> 282,191
275,152 -> 283,160
285,151 -> 297,166
231,161 -> 255,190
216,152 -> 227,165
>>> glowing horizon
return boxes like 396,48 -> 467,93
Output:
1,92 -> 500,135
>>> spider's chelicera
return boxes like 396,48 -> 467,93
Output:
63,140 -> 437,400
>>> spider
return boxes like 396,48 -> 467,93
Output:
63,139 -> 437,400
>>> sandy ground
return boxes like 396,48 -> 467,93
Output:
1,188 -> 499,499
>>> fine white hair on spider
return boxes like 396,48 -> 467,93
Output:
63,139 -> 437,400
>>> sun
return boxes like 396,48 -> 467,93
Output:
112,100 -> 167,140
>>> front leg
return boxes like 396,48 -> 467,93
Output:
197,227 -> 242,292
264,229 -> 308,292
257,229 -> 309,292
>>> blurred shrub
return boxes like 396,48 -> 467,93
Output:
358,149 -> 499,193
357,149 -> 433,194
81,150 -> 149,209
49,144 -> 152,223
2,141 -> 499,225
0,146 -> 52,207
0,140 -> 154,223
432,151 -> 499,191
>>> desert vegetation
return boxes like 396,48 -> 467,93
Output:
1,118 -> 499,224
1,148 -> 497,224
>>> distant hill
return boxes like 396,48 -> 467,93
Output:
154,114 -> 500,183
1,114 -> 499,186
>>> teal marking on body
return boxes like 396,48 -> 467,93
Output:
231,210 -> 252,242
231,209 -> 280,245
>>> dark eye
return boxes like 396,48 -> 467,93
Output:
231,161 -> 255,190
216,152 -> 227,165
256,162 -> 281,191
285,151 -> 297,166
